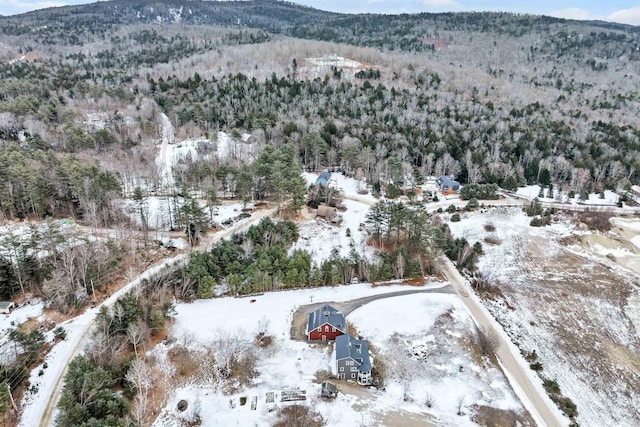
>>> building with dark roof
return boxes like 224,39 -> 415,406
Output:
437,176 -> 460,194
334,334 -> 372,385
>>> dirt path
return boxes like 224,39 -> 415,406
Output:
35,207 -> 277,427
439,259 -> 568,427
290,285 -> 455,340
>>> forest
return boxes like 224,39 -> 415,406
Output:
0,1 -> 639,424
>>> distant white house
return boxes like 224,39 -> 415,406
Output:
0,302 -> 15,314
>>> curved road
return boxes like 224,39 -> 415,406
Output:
440,258 -> 567,427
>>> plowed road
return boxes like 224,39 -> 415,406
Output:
440,259 -> 567,427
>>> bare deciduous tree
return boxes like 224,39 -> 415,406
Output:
127,319 -> 149,355
476,326 -> 499,356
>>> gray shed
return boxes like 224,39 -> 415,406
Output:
321,381 -> 338,399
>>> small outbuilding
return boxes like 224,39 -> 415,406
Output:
316,204 -> 343,225
321,381 -> 338,399
0,302 -> 15,314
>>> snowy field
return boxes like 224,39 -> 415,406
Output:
122,197 -> 245,230
153,282 -> 526,427
515,185 -> 619,205
448,207 -> 640,427
290,199 -> 376,266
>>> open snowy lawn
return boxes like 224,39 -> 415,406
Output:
290,199 -> 376,266
448,207 -> 640,427
348,294 -> 525,426
152,282 -> 493,427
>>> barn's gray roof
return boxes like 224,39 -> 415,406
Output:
307,304 -> 346,334
335,334 -> 371,372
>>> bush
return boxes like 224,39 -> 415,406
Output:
543,378 -> 561,394
561,398 -> 578,417
465,198 -> 479,210
53,327 -> 67,341
484,236 -> 501,245
451,213 -> 461,222
530,217 -> 543,227
525,199 -> 543,216
447,204 -> 457,213
529,361 -> 543,371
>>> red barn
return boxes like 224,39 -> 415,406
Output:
307,304 -> 346,341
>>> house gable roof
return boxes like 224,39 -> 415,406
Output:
307,304 -> 346,335
335,334 -> 371,372
438,176 -> 460,188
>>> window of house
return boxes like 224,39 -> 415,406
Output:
340,367 -> 343,372
351,373 -> 355,379
317,327 -> 321,332
325,325 -> 329,332
332,327 -> 336,332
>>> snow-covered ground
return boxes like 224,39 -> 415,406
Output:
0,219 -> 92,259
0,300 -> 44,364
155,113 -> 254,191
290,199 -> 376,266
303,171 -> 377,205
515,185 -> 619,205
122,197 -> 245,231
18,253 -> 196,427
153,282 -> 525,427
295,171 -> 378,265
448,207 -> 640,426
348,294 -> 523,425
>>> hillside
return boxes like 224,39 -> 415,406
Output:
1,2 -> 640,426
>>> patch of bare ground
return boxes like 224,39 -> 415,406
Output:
484,230 -> 640,426
472,405 -> 532,427
274,404 -> 324,427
